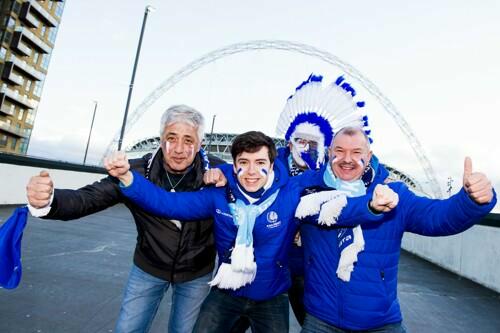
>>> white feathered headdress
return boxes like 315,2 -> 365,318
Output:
276,74 -> 372,169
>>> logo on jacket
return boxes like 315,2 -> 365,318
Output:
267,211 -> 278,223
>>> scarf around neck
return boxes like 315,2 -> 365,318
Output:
208,183 -> 280,290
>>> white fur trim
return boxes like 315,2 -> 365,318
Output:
318,194 -> 348,226
336,225 -> 365,282
295,190 -> 346,219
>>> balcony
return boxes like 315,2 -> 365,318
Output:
0,85 -> 36,109
15,27 -> 51,54
10,32 -> 32,57
6,54 -> 44,81
24,1 -> 58,27
19,2 -> 39,28
0,120 -> 29,138
0,103 -> 15,116
1,64 -> 24,86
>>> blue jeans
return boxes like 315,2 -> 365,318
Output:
193,288 -> 289,333
301,313 -> 407,333
115,264 -> 211,333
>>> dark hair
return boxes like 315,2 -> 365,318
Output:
231,131 -> 277,163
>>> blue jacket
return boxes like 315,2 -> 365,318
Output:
276,147 -> 307,277
121,159 -> 383,301
301,163 -> 497,330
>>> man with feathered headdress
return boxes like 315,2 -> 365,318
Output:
273,74 -> 373,326
287,79 -> 496,332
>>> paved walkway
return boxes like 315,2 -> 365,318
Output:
1,205 -> 499,333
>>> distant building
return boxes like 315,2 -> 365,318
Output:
0,0 -> 65,154
126,133 -> 428,196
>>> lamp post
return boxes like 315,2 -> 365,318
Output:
206,115 -> 216,153
117,5 -> 155,151
83,101 -> 98,165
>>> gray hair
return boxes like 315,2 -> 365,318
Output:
159,105 -> 205,141
333,126 -> 371,150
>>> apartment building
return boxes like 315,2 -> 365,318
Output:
0,0 -> 64,153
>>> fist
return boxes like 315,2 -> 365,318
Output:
26,170 -> 53,208
370,184 -> 399,213
104,151 -> 130,178
463,157 -> 493,204
203,168 -> 227,187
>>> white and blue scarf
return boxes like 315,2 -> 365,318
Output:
323,164 -> 366,282
295,163 -> 370,282
209,183 -> 279,290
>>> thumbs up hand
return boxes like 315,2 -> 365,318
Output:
462,157 -> 493,204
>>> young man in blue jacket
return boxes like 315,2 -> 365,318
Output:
105,130 -> 399,333
298,126 -> 496,333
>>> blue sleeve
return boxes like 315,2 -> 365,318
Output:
291,168 -> 326,190
399,184 -> 497,236
300,194 -> 386,227
120,170 -> 215,220
218,163 -> 234,179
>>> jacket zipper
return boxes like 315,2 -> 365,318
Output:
170,226 -> 184,282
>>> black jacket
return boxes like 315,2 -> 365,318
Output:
45,149 -> 224,282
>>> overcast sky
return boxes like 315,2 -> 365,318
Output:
27,0 -> 499,211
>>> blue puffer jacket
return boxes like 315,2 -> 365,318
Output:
276,147 -> 307,277
121,159 -> 383,301
301,163 -> 497,330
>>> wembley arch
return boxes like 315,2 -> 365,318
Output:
103,40 -> 442,198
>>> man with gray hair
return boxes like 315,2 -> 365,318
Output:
25,105 -> 224,333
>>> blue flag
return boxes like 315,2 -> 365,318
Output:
0,206 -> 29,289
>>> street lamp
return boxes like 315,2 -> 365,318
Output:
117,5 -> 155,151
206,115 -> 216,152
83,101 -> 98,165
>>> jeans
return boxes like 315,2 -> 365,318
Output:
229,275 -> 305,332
115,264 -> 211,333
301,313 -> 407,333
193,288 -> 289,333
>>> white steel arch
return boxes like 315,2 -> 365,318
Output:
103,40 -> 442,198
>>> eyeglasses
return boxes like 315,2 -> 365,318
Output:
293,138 -> 319,150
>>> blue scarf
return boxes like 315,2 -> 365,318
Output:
0,206 -> 29,289
323,164 -> 366,281
209,189 -> 280,290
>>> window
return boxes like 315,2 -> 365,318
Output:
8,103 -> 16,115
12,1 -> 21,15
55,1 -> 65,18
7,17 -> 16,30
0,47 -> 6,61
26,109 -> 35,125
3,31 -> 12,44
0,134 -> 8,147
41,53 -> 51,70
19,138 -> 27,153
33,80 -> 44,97
10,137 -> 17,150
17,108 -> 24,120
41,26 -> 47,38
25,79 -> 33,93
33,51 -> 40,65
48,26 -> 58,43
